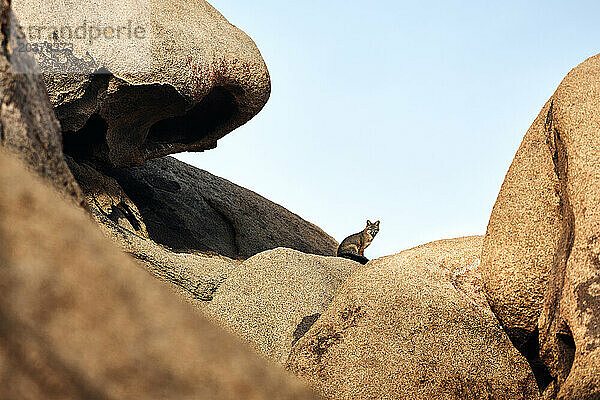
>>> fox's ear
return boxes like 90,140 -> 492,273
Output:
375,220 -> 380,226
366,220 -> 372,225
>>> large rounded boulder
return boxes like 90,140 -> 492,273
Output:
12,0 -> 271,167
480,99 -> 561,349
287,237 -> 539,400
203,248 -> 360,364
65,156 -> 340,302
481,54 -> 600,399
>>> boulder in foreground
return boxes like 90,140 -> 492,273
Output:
0,149 -> 319,400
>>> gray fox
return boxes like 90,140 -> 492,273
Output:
337,220 -> 380,264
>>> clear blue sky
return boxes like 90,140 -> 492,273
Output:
177,0 -> 600,258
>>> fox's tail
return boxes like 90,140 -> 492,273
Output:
338,253 -> 369,265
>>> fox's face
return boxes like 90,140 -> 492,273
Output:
365,220 -> 380,238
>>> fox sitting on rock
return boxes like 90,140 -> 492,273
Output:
337,220 -> 380,265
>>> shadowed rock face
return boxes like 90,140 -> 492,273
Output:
106,157 -> 339,259
12,0 -> 271,167
481,54 -> 600,399
68,156 -> 338,262
0,149 -> 320,400
0,2 -> 81,201
287,237 -> 539,400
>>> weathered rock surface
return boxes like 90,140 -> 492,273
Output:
287,237 -> 539,400
423,236 -> 490,311
481,99 -> 561,348
0,2 -> 81,200
107,156 -> 338,259
0,148 -> 320,400
481,54 -> 600,399
13,0 -> 271,167
480,101 -> 559,389
203,248 -> 360,364
67,157 -> 239,302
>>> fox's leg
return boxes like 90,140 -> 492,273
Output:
357,237 -> 365,256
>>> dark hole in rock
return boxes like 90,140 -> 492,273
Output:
292,314 -> 321,347
510,327 -> 553,392
146,86 -> 239,147
556,324 -> 576,380
62,84 -> 240,167
63,113 -> 110,166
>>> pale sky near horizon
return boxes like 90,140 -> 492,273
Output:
176,1 -> 600,259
